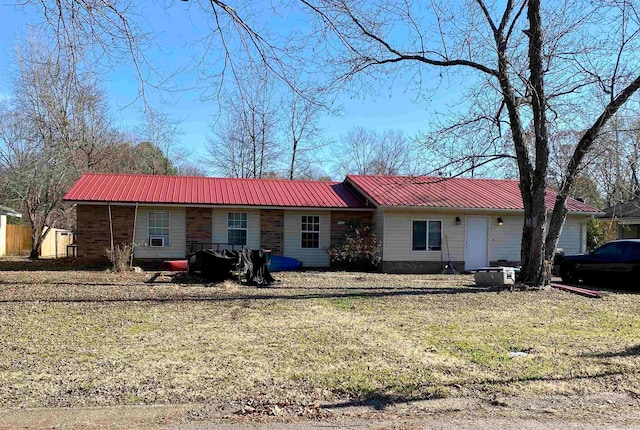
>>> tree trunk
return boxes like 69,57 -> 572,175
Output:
29,229 -> 44,260
491,7 -> 544,286
289,138 -> 298,180
28,247 -> 40,259
544,198 -> 568,260
517,0 -> 551,287
519,181 -> 549,286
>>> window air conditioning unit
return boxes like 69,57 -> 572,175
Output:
149,236 -> 165,247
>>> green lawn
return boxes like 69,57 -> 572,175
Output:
1,268 -> 639,409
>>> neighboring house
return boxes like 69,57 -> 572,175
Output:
0,205 -> 22,257
63,174 -> 374,268
63,173 -> 600,272
342,175 -> 599,273
601,198 -> 640,239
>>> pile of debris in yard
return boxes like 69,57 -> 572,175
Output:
159,248 -> 276,286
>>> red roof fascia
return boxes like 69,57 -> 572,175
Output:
64,174 -> 369,209
346,175 -> 600,213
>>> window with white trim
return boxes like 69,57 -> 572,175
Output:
412,220 -> 442,251
301,215 -> 320,249
227,212 -> 247,246
148,211 -> 170,247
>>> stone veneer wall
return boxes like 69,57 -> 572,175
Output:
76,205 -> 135,261
382,261 -> 520,274
382,260 -> 466,274
260,209 -> 284,255
329,211 -> 374,247
490,260 -> 520,267
186,207 -> 212,249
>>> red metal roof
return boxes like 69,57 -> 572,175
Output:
64,174 -> 369,209
346,175 -> 600,213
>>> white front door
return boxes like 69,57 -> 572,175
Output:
465,216 -> 489,270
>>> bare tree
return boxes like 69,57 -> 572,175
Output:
136,108 -> 184,176
282,89 -> 326,179
298,0 -> 640,286
335,127 -> 381,175
586,115 -> 640,206
0,35 -> 129,257
0,112 -> 68,258
176,161 -> 207,177
207,71 -> 282,178
0,40 -> 90,256
335,127 -> 419,176
66,81 -> 129,174
373,130 -> 420,175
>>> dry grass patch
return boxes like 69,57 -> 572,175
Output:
1,266 -> 640,411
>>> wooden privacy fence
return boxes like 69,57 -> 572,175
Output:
6,224 -> 32,256
4,225 -> 75,257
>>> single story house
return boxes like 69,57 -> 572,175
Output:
0,205 -> 22,257
344,175 -> 599,272
63,173 -> 599,272
601,198 -> 640,239
63,174 -> 374,268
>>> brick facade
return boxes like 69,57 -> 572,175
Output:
260,209 -> 284,255
186,207 -> 212,250
329,211 -> 374,247
76,205 -> 378,267
77,205 -> 136,261
328,210 -> 375,270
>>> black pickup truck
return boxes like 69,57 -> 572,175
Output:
554,239 -> 640,285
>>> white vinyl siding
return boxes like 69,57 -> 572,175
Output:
488,215 -> 522,262
212,208 -> 260,250
556,216 -> 585,254
284,211 -> 330,267
382,211 -> 464,262
490,215 -> 587,260
381,210 -> 588,264
134,206 -> 186,259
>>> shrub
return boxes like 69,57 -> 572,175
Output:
586,218 -> 617,250
105,243 -> 136,272
327,226 -> 382,270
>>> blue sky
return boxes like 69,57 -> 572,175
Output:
0,2 -> 454,178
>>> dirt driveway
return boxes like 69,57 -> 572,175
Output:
2,393 -> 640,429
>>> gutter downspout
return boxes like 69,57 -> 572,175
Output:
108,204 -> 114,270
130,203 -> 138,269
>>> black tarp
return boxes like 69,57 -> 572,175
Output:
189,249 -> 239,281
239,248 -> 276,286
188,248 -> 276,285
